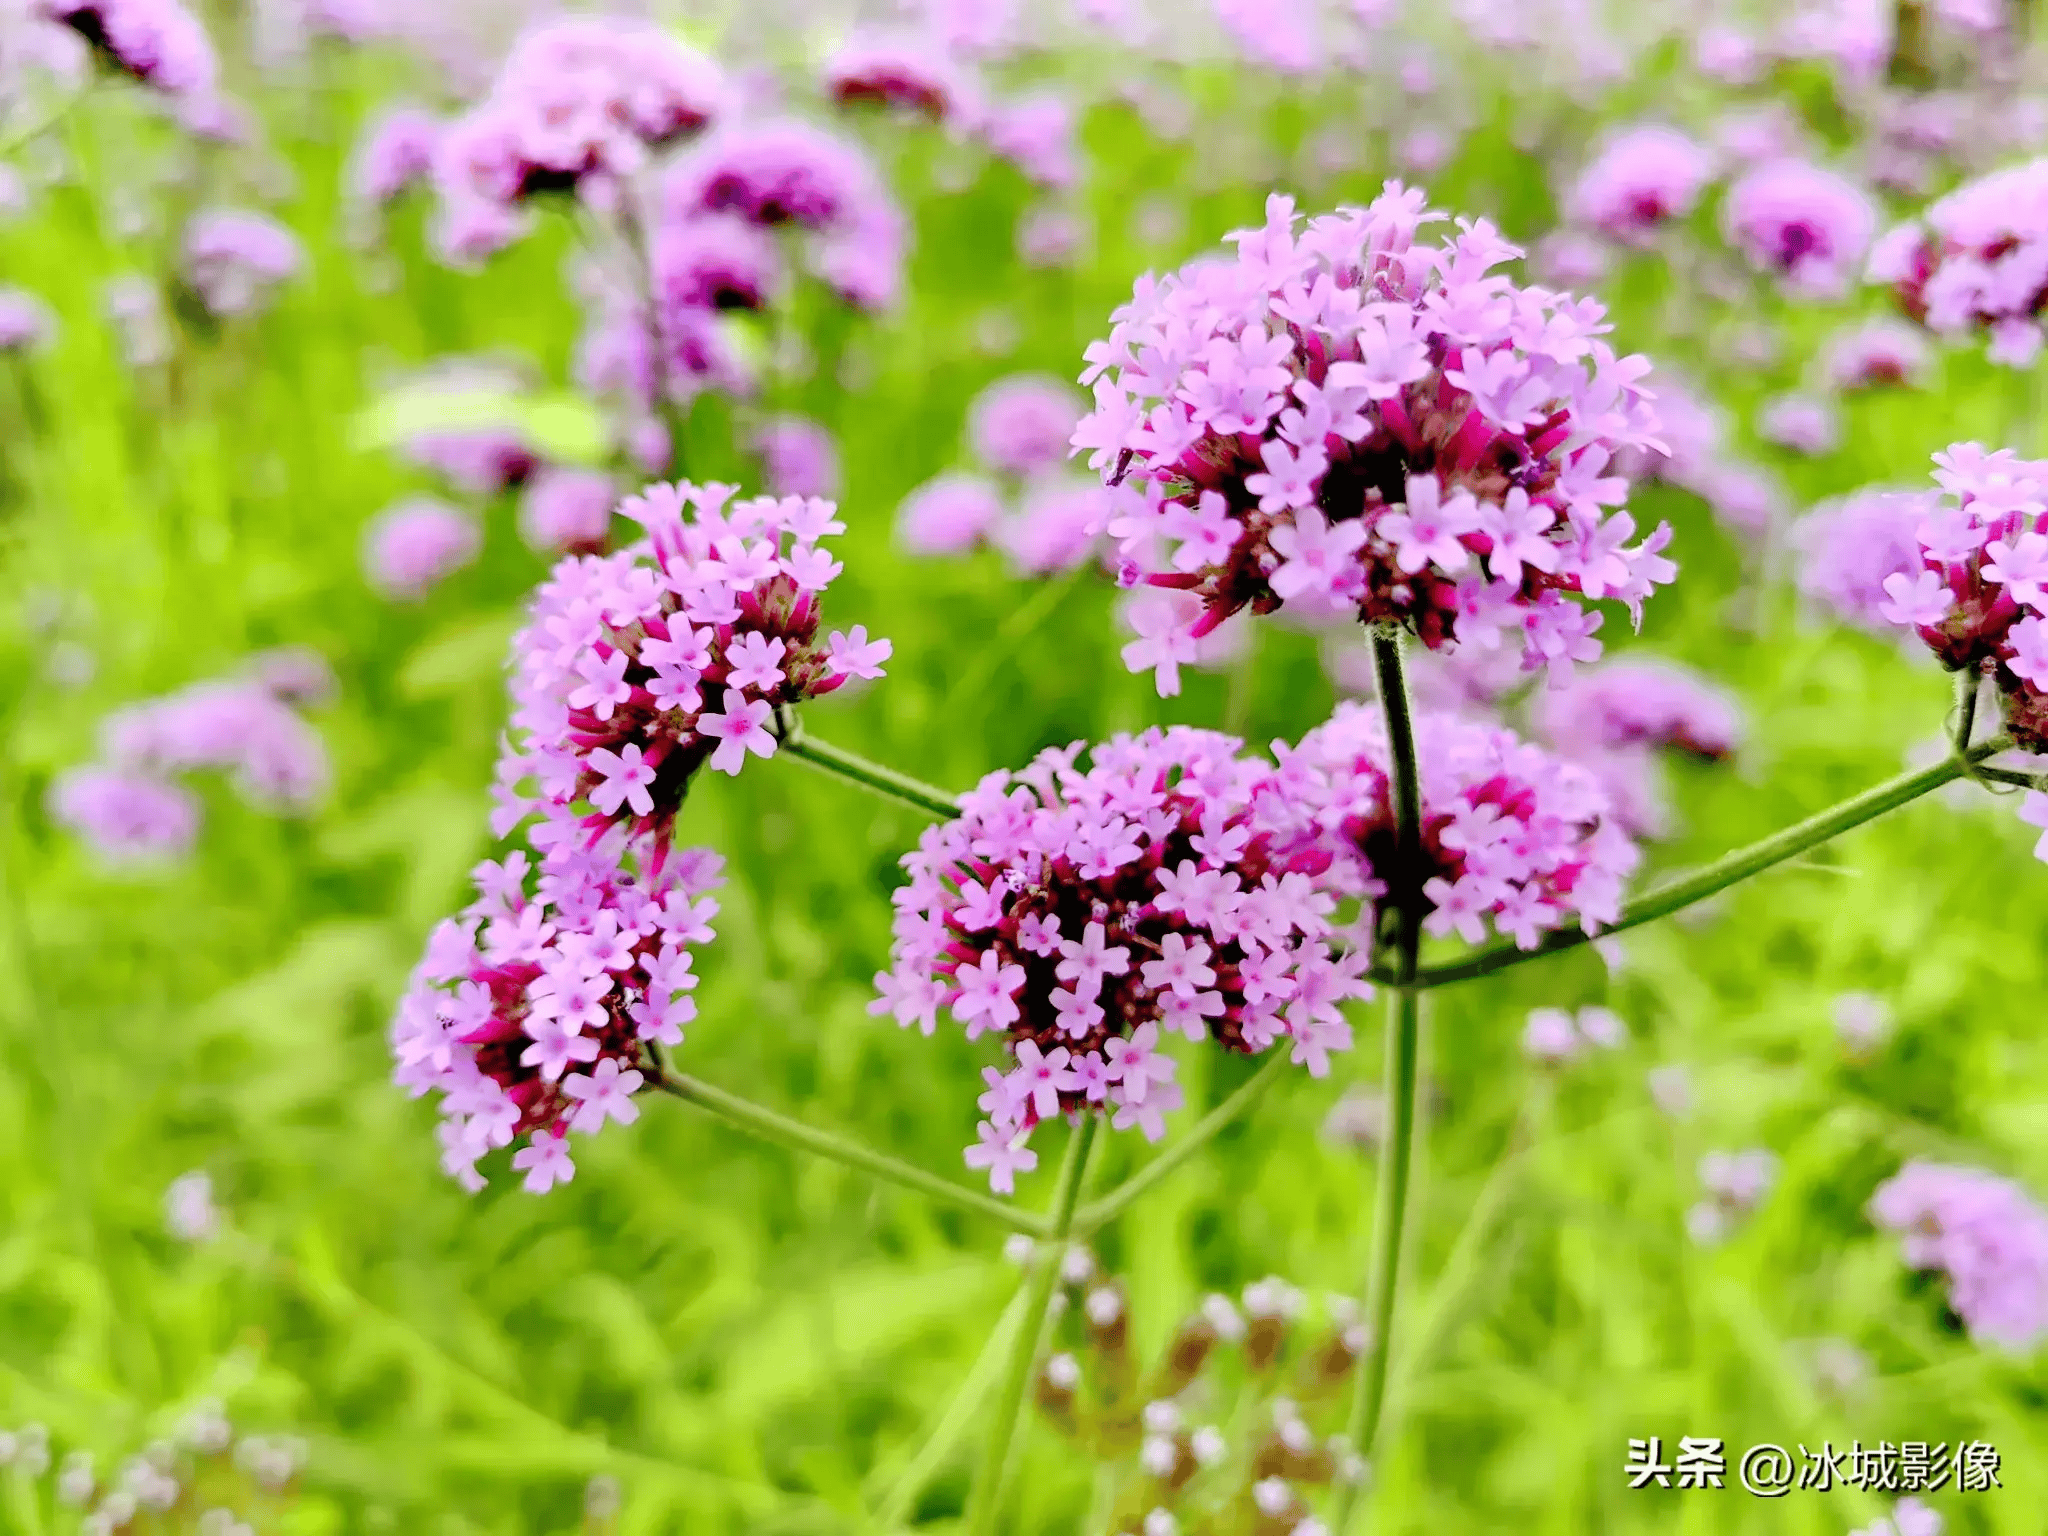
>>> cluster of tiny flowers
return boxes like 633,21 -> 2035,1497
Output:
1825,318 -> 1932,391
751,416 -> 839,499
1791,487 -> 1930,633
1565,125 -> 1715,245
431,17 -> 724,256
1529,657 -> 1744,761
1872,443 -> 2048,748
1687,1148 -> 1777,1245
1870,158 -> 2048,367
182,210 -> 303,319
1026,1253 -> 1367,1536
519,466 -> 617,555
873,727 -> 1370,1193
496,480 -> 890,851
1870,1160 -> 2048,1350
823,34 -> 974,122
5,1398 -> 302,1536
34,0 -> 216,98
1521,1003 -> 1627,1063
392,832 -> 723,1193
1268,704 -> 1640,953
363,497 -> 481,599
0,287 -> 55,352
1073,187 -> 1675,698
1720,160 -> 1876,298
50,661 -> 330,864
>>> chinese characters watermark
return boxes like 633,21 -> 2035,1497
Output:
1624,1438 -> 2001,1496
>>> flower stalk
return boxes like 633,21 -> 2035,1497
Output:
773,711 -> 960,818
656,1070 -> 1050,1235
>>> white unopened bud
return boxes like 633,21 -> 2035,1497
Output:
1140,1436 -> 1178,1477
1085,1287 -> 1124,1326
58,1452 -> 95,1505
1200,1293 -> 1245,1341
1002,1234 -> 1035,1265
1060,1246 -> 1097,1285
1252,1476 -> 1292,1516
1143,1510 -> 1179,1536
1141,1399 -> 1180,1434
1278,1417 -> 1313,1454
1190,1425 -> 1226,1465
1045,1352 -> 1081,1390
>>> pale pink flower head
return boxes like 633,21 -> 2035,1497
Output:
1721,160 -> 1876,297
99,671 -> 329,812
182,209 -> 302,318
1824,318 -> 1932,390
1871,1160 -> 2048,1349
1756,393 -> 1841,457
753,415 -> 839,499
518,466 -> 616,555
1531,656 -> 1744,760
37,0 -> 216,97
1075,187 -> 1675,697
1267,704 -> 1642,956
430,16 -> 723,242
993,478 -> 1110,577
1790,487 -> 1929,633
0,289 -> 55,353
392,837 -> 725,1194
499,480 -> 889,850
1566,126 -> 1715,244
824,35 -> 976,122
897,472 -> 1005,556
970,373 -> 1085,478
48,765 -> 199,865
1868,442 -> 2048,748
351,106 -> 440,207
1870,157 -> 2048,368
875,727 -> 1371,1192
364,497 -> 481,600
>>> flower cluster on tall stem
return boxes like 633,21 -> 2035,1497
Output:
496,480 -> 891,853
1870,157 -> 2048,366
392,836 -> 725,1194
1073,186 -> 1675,698
873,727 -> 1371,1194
1874,443 -> 2048,748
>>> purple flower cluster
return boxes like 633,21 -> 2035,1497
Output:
363,497 -> 482,600
872,727 -> 1370,1193
51,663 -> 330,864
1824,318 -> 1931,391
36,0 -> 215,98
752,416 -> 840,499
432,18 -> 724,253
0,288 -> 55,353
970,373 -> 1085,479
1869,158 -> 2048,367
1073,188 -> 1675,698
1791,488 -> 1927,633
1688,1148 -> 1776,1244
518,466 -> 617,555
392,839 -> 724,1193
1270,705 -> 1639,952
496,480 -> 890,852
402,426 -> 542,496
1530,658 -> 1743,761
1522,1003 -> 1627,1063
824,36 -> 973,122
1721,160 -> 1876,298
1565,126 -> 1715,245
182,210 -> 303,319
1872,444 -> 2048,748
1871,1160 -> 2048,1349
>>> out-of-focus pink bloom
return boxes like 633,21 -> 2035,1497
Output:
182,209 -> 302,318
898,472 -> 1005,556
1871,158 -> 2048,368
47,765 -> 199,864
351,106 -> 440,207
1791,487 -> 1928,632
969,373 -> 1083,478
824,36 -> 976,122
37,0 -> 216,97
753,416 -> 839,499
994,479 -> 1110,576
1566,126 -> 1715,244
518,466 -> 616,555
364,497 -> 482,600
1757,393 -> 1841,456
0,288 -> 55,352
1872,1161 -> 2048,1349
1722,160 -> 1876,298
1825,319 -> 1932,390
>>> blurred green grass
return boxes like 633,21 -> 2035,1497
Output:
1,55 -> 2046,1536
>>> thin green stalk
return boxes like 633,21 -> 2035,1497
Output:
774,718 -> 960,819
1070,1052 -> 1292,1234
963,1114 -> 1099,1536
1337,630 -> 1427,1534
1396,735 -> 2014,991
1954,669 -> 1981,754
656,1071 -> 1050,1236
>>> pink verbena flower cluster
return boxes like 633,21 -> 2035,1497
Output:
432,17 -> 724,255
1565,125 -> 1715,245
1269,704 -> 1640,952
1870,1160 -> 2048,1350
1531,657 -> 1744,761
1721,159 -> 1876,298
36,0 -> 215,99
1869,157 -> 2048,367
1791,487 -> 1928,633
392,838 -> 724,1194
824,35 -> 975,122
1872,444 -> 2048,748
182,210 -> 302,319
363,497 -> 482,600
496,480 -> 891,850
872,727 -> 1370,1194
51,662 -> 331,864
1073,187 -> 1675,698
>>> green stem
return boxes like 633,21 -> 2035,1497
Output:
656,1071 -> 1049,1236
1395,736 -> 2014,991
1974,765 -> 2040,790
773,717 -> 960,819
964,1114 -> 1098,1536
1070,1052 -> 1291,1234
1954,670 -> 1981,754
1337,630 -> 1427,1534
